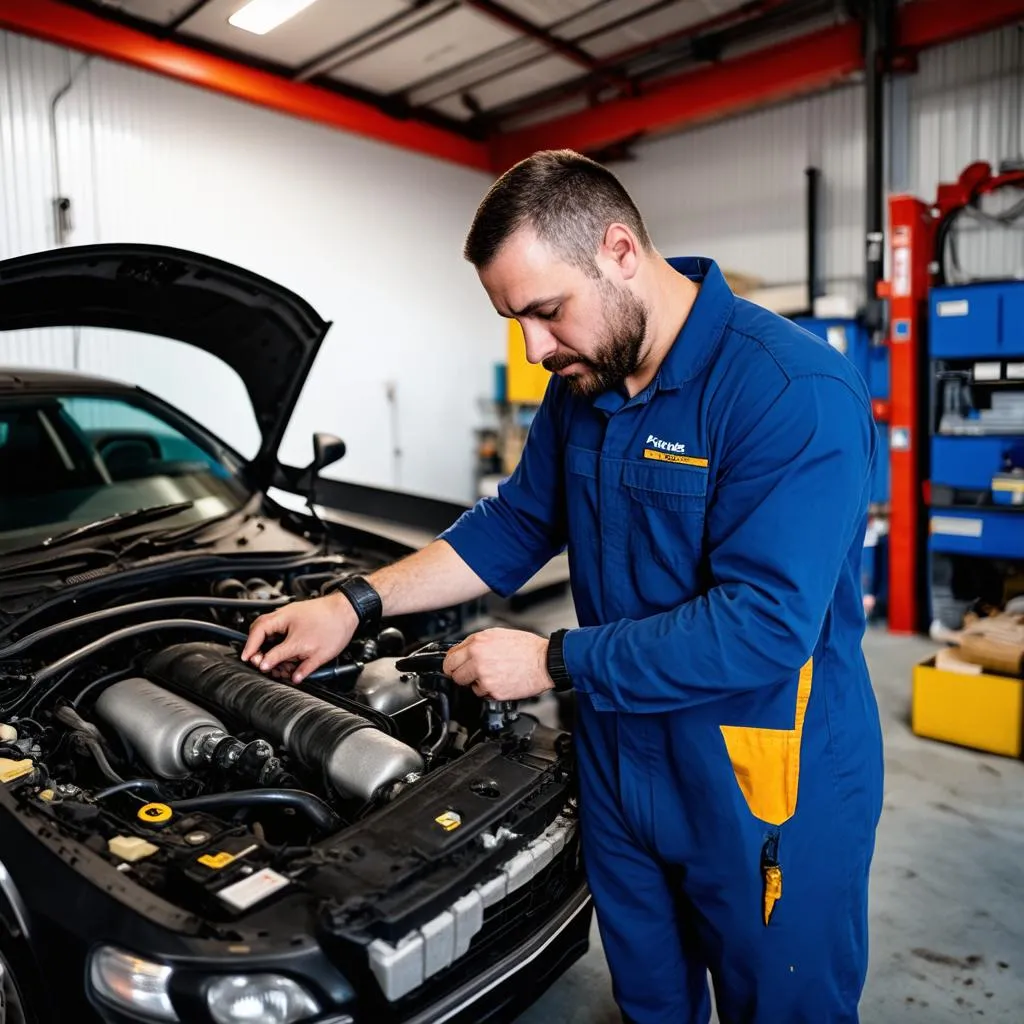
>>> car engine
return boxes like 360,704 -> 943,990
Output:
0,556 -> 580,1008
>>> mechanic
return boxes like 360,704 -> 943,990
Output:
241,149 -> 885,1024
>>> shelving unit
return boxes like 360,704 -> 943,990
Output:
926,279 -> 1024,627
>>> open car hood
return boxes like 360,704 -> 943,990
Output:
0,243 -> 331,486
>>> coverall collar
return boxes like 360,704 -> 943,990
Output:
593,256 -> 734,414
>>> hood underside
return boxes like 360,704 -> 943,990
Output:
0,243 -> 331,481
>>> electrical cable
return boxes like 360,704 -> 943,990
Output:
168,789 -> 339,832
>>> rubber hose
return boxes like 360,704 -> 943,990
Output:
0,596 -> 289,659
145,643 -> 373,763
94,779 -> 165,801
145,642 -> 424,801
83,737 -> 125,784
4,621 -> 249,718
169,789 -> 338,832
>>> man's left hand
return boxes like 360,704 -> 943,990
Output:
442,628 -> 553,701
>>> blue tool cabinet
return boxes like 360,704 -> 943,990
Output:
927,280 -> 1024,627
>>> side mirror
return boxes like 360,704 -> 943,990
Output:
311,432 -> 346,475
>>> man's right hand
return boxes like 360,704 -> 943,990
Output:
241,593 -> 358,685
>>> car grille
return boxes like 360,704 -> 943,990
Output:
358,814 -> 584,1020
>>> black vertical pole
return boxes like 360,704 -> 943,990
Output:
864,0 -> 894,338
806,166 -> 822,311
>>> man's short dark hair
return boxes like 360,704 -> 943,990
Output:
463,149 -> 653,276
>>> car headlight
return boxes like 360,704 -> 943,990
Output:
89,946 -> 178,1022
207,974 -> 320,1024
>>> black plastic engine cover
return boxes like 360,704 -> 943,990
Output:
310,735 -> 572,943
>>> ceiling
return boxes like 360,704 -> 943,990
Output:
61,0 -> 848,148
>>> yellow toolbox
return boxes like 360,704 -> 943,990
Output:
911,655 -> 1023,758
505,319 -> 550,404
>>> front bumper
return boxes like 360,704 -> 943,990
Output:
90,883 -> 592,1024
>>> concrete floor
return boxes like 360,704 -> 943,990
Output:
501,595 -> 1024,1024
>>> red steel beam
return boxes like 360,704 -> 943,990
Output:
490,22 -> 862,168
0,0 -> 490,172
899,0 -> 1024,51
491,0 -> 1024,169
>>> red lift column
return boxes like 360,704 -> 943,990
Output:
878,195 -> 936,634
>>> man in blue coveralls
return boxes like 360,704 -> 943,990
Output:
242,150 -> 885,1023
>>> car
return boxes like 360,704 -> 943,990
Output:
0,243 -> 592,1024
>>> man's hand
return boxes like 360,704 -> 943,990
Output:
241,593 -> 357,685
442,629 -> 553,701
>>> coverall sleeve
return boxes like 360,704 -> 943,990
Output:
562,371 -> 876,713
439,379 -> 567,598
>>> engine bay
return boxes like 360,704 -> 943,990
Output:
0,555 -> 579,1002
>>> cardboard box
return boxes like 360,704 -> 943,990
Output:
912,655 -> 1023,758
956,611 -> 1024,677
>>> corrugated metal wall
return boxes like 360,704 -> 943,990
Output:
909,24 -> 1024,282
618,24 -> 1024,309
616,81 -> 867,312
0,29 -> 500,503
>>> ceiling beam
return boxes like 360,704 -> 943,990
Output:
897,0 -> 1024,51
479,0 -> 781,132
491,0 -> 1024,169
0,0 -> 490,172
490,21 -> 862,169
461,0 -> 631,90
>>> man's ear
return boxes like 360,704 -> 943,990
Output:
600,223 -> 641,281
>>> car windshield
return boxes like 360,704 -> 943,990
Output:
0,391 -> 249,552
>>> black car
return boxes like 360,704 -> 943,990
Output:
0,244 -> 591,1024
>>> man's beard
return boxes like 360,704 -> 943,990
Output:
543,280 -> 648,397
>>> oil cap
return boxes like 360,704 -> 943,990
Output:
137,802 -> 173,826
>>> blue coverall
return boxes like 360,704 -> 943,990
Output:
442,257 -> 885,1024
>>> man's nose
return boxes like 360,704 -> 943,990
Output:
521,322 -> 558,365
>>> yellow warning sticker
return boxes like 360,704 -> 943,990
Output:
435,810 -> 462,832
198,852 -> 237,870
643,449 -> 708,467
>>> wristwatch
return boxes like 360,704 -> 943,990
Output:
546,629 -> 574,692
333,575 -> 383,638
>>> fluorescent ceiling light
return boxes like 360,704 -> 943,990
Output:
228,0 -> 320,35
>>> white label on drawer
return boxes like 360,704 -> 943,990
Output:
973,361 -> 1002,381
1007,362 -> 1024,379
937,299 -> 969,317
930,516 -> 983,538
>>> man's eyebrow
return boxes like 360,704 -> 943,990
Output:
507,296 -> 563,318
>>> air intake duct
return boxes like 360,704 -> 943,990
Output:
145,642 -> 423,802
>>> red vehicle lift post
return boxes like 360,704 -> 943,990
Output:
879,162 -> 1024,634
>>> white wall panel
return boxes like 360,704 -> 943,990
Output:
909,25 -> 1024,282
614,83 -> 867,311
0,29 -> 501,504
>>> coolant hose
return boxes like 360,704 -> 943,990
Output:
0,596 -> 289,659
168,789 -> 338,833
2,621 -> 249,716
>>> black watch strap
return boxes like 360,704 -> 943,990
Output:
335,575 -> 383,638
546,629 -> 574,692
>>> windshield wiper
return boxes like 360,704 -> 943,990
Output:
3,502 -> 195,559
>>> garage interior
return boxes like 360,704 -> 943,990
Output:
1,0 -> 1024,1022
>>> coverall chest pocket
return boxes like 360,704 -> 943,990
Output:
622,459 -> 707,515
620,459 -> 708,583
